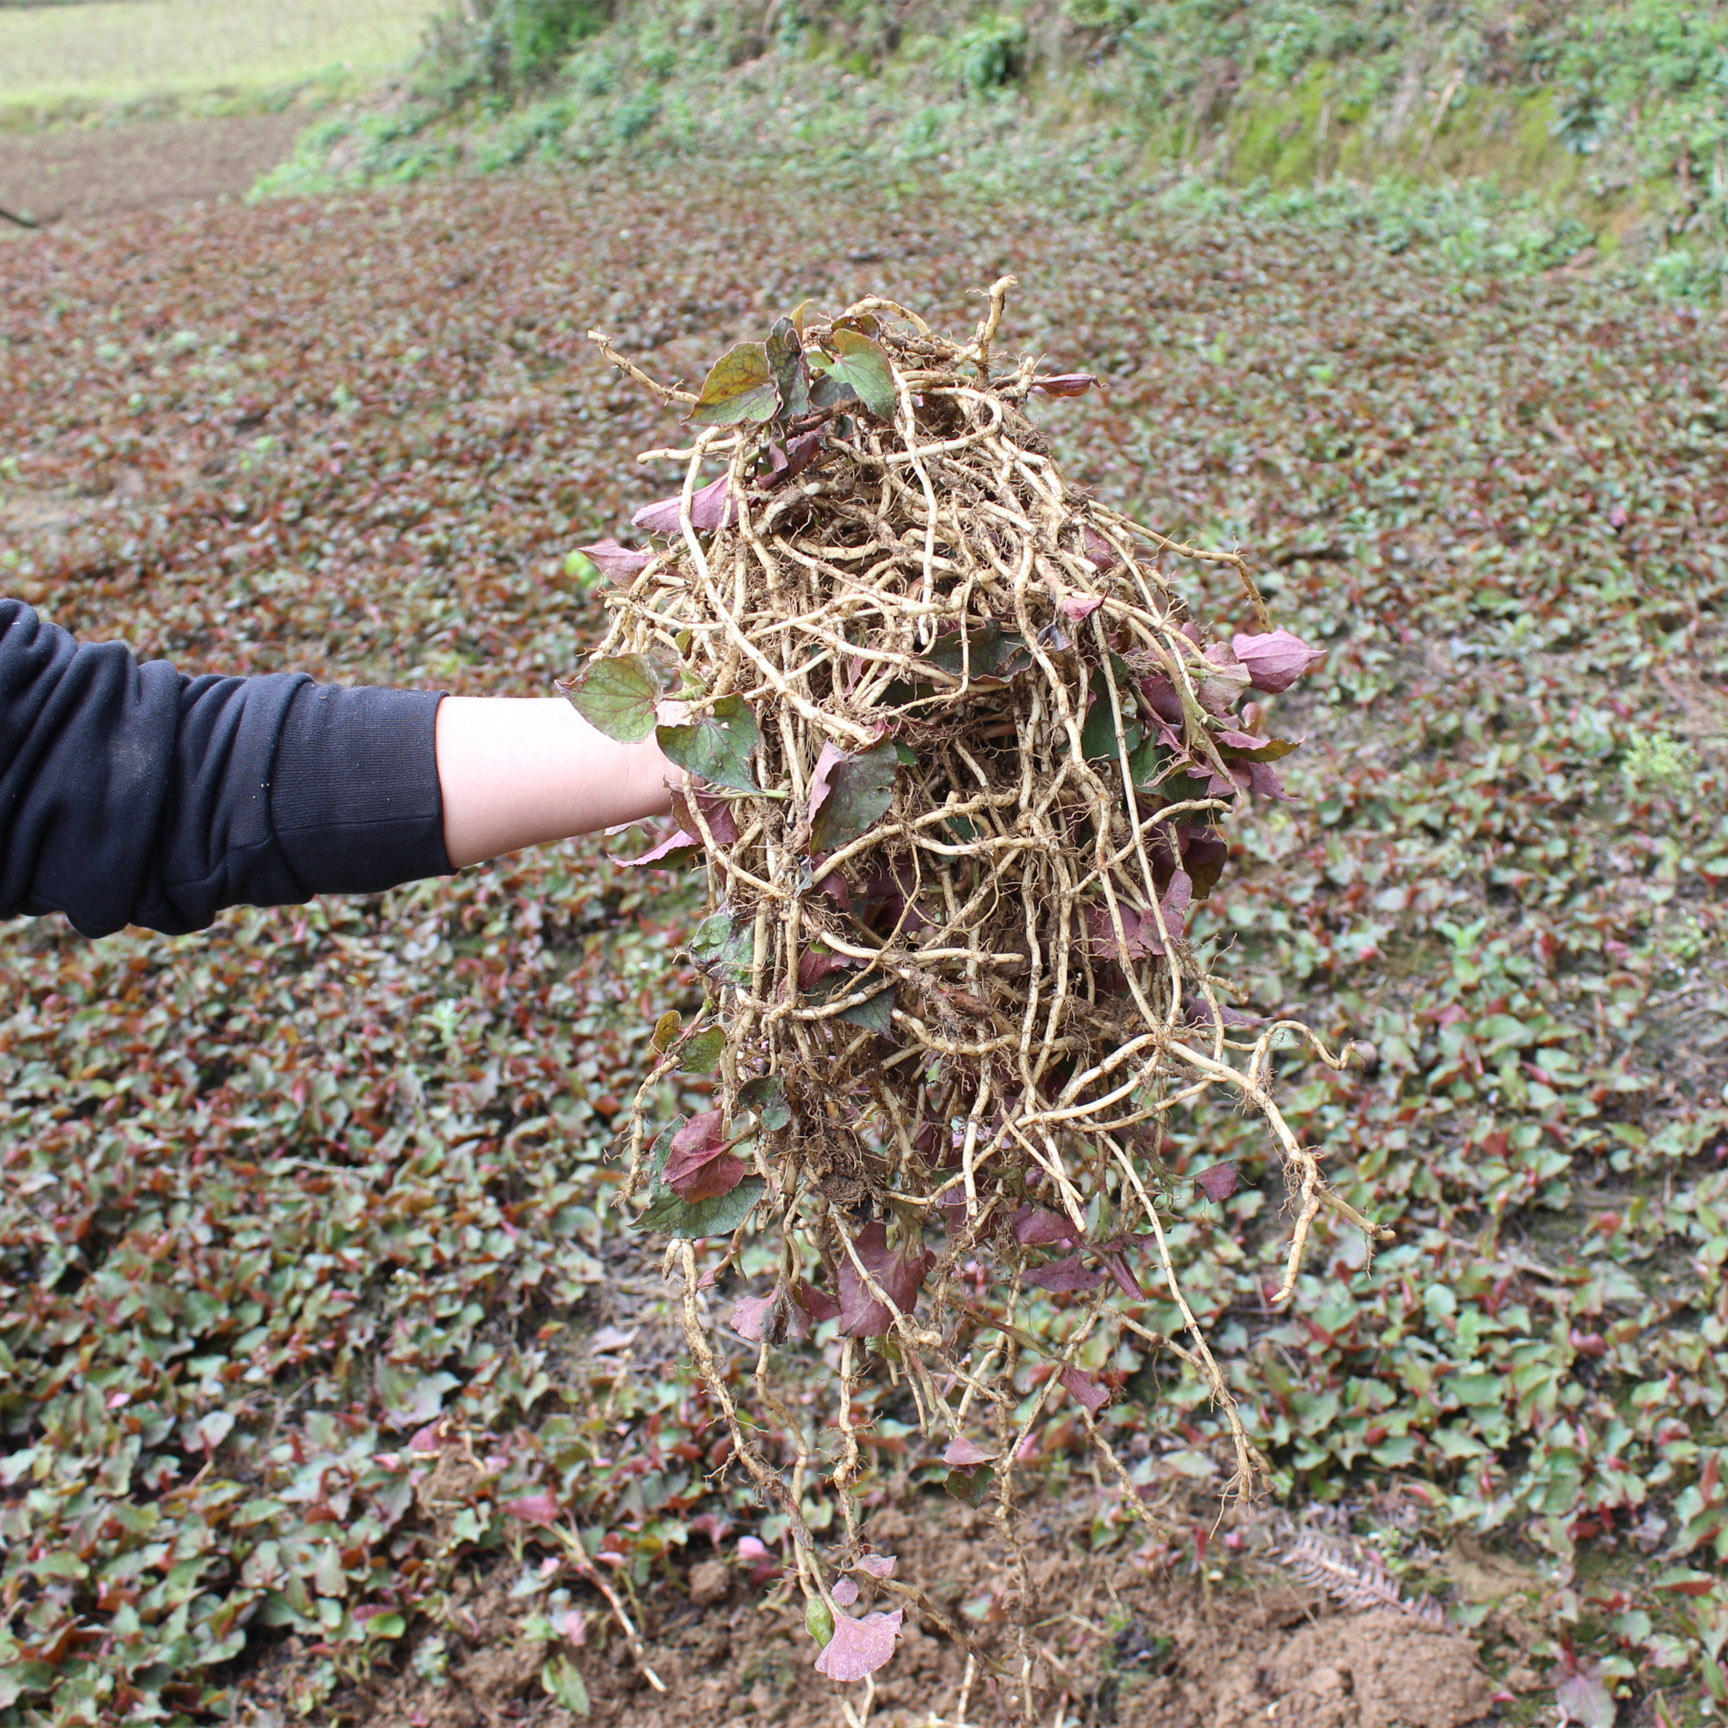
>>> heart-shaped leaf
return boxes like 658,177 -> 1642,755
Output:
687,341 -> 779,427
813,1610 -> 904,1682
815,327 -> 897,420
663,1108 -> 747,1202
568,653 -> 661,743
657,695 -> 761,793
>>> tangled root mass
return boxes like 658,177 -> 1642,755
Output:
573,281 -> 1387,1689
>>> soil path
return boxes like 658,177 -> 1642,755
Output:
0,112 -> 301,225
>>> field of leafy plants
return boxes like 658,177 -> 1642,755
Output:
0,158 -> 1725,1727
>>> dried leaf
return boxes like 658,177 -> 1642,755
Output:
765,317 -> 811,419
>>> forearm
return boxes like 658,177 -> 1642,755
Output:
435,696 -> 678,869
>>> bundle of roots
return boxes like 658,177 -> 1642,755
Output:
573,280 -> 1387,1694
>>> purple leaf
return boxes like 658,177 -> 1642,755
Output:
1554,1663 -> 1616,1728
613,826 -> 701,868
1230,628 -> 1325,693
632,473 -> 735,534
837,1222 -> 933,1336
669,785 -> 741,848
765,428 -> 824,486
808,739 -> 900,855
732,1294 -> 774,1341
1023,1254 -> 1107,1293
798,948 -> 853,990
504,1492 -> 561,1526
855,1555 -> 897,1579
1180,827 -> 1229,900
1196,643 -> 1253,714
943,1436 -> 995,1466
1013,1205 -> 1080,1247
1060,592 -> 1104,621
1058,1366 -> 1110,1414
1098,1246 -> 1144,1299
1194,1161 -> 1239,1202
813,1609 -> 904,1683
832,1577 -> 860,1606
1082,526 -> 1121,571
1029,372 -> 1101,396
576,537 -> 651,582
795,1281 -> 841,1324
665,1110 -> 746,1203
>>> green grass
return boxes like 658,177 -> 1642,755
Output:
0,0 -> 441,114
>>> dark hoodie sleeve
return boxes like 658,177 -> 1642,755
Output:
0,598 -> 452,937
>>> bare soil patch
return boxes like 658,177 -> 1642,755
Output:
0,111 -> 300,223
242,1499 -> 1498,1728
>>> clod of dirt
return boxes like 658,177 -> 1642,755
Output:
688,1558 -> 731,1607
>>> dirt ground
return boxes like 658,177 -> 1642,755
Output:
238,1497 -> 1509,1728
0,112 -> 300,225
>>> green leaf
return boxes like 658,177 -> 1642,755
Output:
838,983 -> 895,1032
638,1176 -> 765,1239
810,740 -> 899,854
817,327 -> 898,419
943,1465 -> 997,1507
1081,660 -> 1143,761
688,909 -> 754,985
678,1027 -> 727,1073
569,654 -> 661,744
805,1595 -> 836,1647
687,341 -> 779,427
542,1655 -> 592,1715
740,1073 -> 791,1131
766,317 -> 810,419
0,1663 -> 57,1706
364,1613 -> 406,1641
657,695 -> 761,793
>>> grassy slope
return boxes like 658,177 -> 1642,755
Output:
1,160 -> 1724,1723
264,0 -> 1728,298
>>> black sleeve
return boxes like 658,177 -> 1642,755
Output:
0,598 -> 452,938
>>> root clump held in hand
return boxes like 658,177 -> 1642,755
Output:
573,280 -> 1389,1699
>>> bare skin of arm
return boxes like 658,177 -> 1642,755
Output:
435,696 -> 678,869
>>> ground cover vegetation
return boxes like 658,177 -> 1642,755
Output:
0,158 -> 1724,1722
265,0 -> 1728,303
